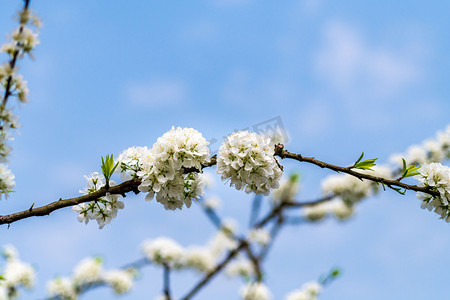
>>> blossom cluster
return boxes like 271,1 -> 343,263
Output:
317,165 -> 392,220
285,281 -> 322,300
141,232 -> 236,272
303,197 -> 354,222
125,127 -> 211,210
217,131 -> 283,195
390,125 -> 450,167
75,128 -> 287,227
226,257 -> 256,279
0,245 -> 35,300
47,257 -> 135,299
240,282 -> 272,300
72,172 -> 124,229
416,162 -> 450,221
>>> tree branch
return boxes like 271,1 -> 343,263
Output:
274,145 -> 438,197
1,0 -> 31,109
0,178 -> 141,226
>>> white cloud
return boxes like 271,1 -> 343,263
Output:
314,21 -> 422,100
125,79 -> 187,107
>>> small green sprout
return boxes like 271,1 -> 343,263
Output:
101,154 -> 119,185
352,152 -> 378,171
399,158 -> 421,180
319,266 -> 342,286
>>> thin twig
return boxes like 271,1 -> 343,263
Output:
163,264 -> 172,300
274,145 -> 438,197
1,0 -> 31,109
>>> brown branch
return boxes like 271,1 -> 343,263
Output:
180,242 -> 246,300
274,145 -> 439,197
0,144 -> 436,227
0,178 -> 141,226
1,0 -> 31,109
243,241 -> 263,282
180,198 -> 284,300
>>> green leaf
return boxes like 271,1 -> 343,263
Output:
400,158 -> 421,179
354,152 -> 364,166
0,274 -> 4,281
319,266 -> 342,286
391,186 -> 406,195
100,154 -> 118,183
352,152 -> 378,171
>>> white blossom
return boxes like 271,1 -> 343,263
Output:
424,139 -> 445,162
142,237 -> 185,268
138,127 -> 210,210
73,257 -> 103,285
0,163 -> 15,199
240,282 -> 272,300
47,277 -> 77,300
116,146 -> 151,180
248,228 -> 271,246
285,282 -> 322,300
3,259 -> 35,289
416,163 -> 450,221
330,198 -> 354,220
208,231 -> 238,258
0,245 -> 34,300
203,195 -> 221,210
0,287 -> 7,300
321,173 -> 371,204
304,203 -> 329,222
217,131 -> 282,195
2,244 -> 18,260
73,173 -> 124,228
389,125 -> 450,167
104,270 -> 134,294
183,247 -> 216,272
226,258 -> 255,278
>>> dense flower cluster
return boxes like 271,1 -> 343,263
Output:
285,281 -> 322,300
47,257 -> 135,299
390,125 -> 450,166
116,146 -> 151,180
217,131 -> 282,195
72,172 -> 124,229
240,282 -> 272,300
0,245 -> 35,299
137,127 -> 210,210
416,163 -> 450,221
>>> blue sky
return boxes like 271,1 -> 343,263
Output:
0,0 -> 449,299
